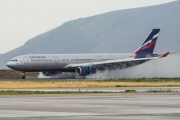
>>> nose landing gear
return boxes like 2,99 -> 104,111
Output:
22,72 -> 26,79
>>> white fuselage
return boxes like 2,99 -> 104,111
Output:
7,53 -> 134,72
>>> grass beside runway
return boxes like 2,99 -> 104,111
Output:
0,89 -> 175,95
0,78 -> 180,88
0,90 -> 110,95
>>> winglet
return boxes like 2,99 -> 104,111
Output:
160,52 -> 170,58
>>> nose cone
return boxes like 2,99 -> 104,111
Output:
6,62 -> 14,69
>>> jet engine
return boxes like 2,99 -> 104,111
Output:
75,66 -> 96,76
42,71 -> 59,76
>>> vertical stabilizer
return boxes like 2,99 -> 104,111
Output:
134,29 -> 160,54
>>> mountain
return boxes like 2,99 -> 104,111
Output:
0,1 -> 180,69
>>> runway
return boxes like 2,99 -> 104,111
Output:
0,93 -> 180,120
1,87 -> 180,92
0,78 -> 104,82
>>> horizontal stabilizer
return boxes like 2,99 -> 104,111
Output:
160,52 -> 170,58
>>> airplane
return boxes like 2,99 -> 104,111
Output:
6,29 -> 169,79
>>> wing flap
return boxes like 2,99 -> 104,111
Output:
65,57 -> 155,68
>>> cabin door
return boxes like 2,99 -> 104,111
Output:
23,57 -> 28,64
54,57 -> 59,64
98,56 -> 102,61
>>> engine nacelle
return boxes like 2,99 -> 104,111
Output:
75,66 -> 96,76
42,71 -> 59,76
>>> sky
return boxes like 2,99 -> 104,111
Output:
0,0 -> 175,54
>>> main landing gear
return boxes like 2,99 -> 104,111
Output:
22,72 -> 26,79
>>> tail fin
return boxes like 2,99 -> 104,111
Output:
134,29 -> 160,54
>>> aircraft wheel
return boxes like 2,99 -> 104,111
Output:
21,72 -> 26,79
22,75 -> 26,79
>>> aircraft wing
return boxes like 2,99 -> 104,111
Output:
65,52 -> 169,69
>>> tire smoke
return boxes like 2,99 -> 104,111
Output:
91,53 -> 180,79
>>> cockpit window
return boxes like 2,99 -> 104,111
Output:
10,59 -> 18,62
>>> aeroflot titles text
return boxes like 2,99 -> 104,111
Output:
29,56 -> 46,58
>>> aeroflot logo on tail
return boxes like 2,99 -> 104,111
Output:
29,56 -> 46,58
140,33 -> 159,48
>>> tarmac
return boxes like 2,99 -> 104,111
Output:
0,92 -> 180,120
